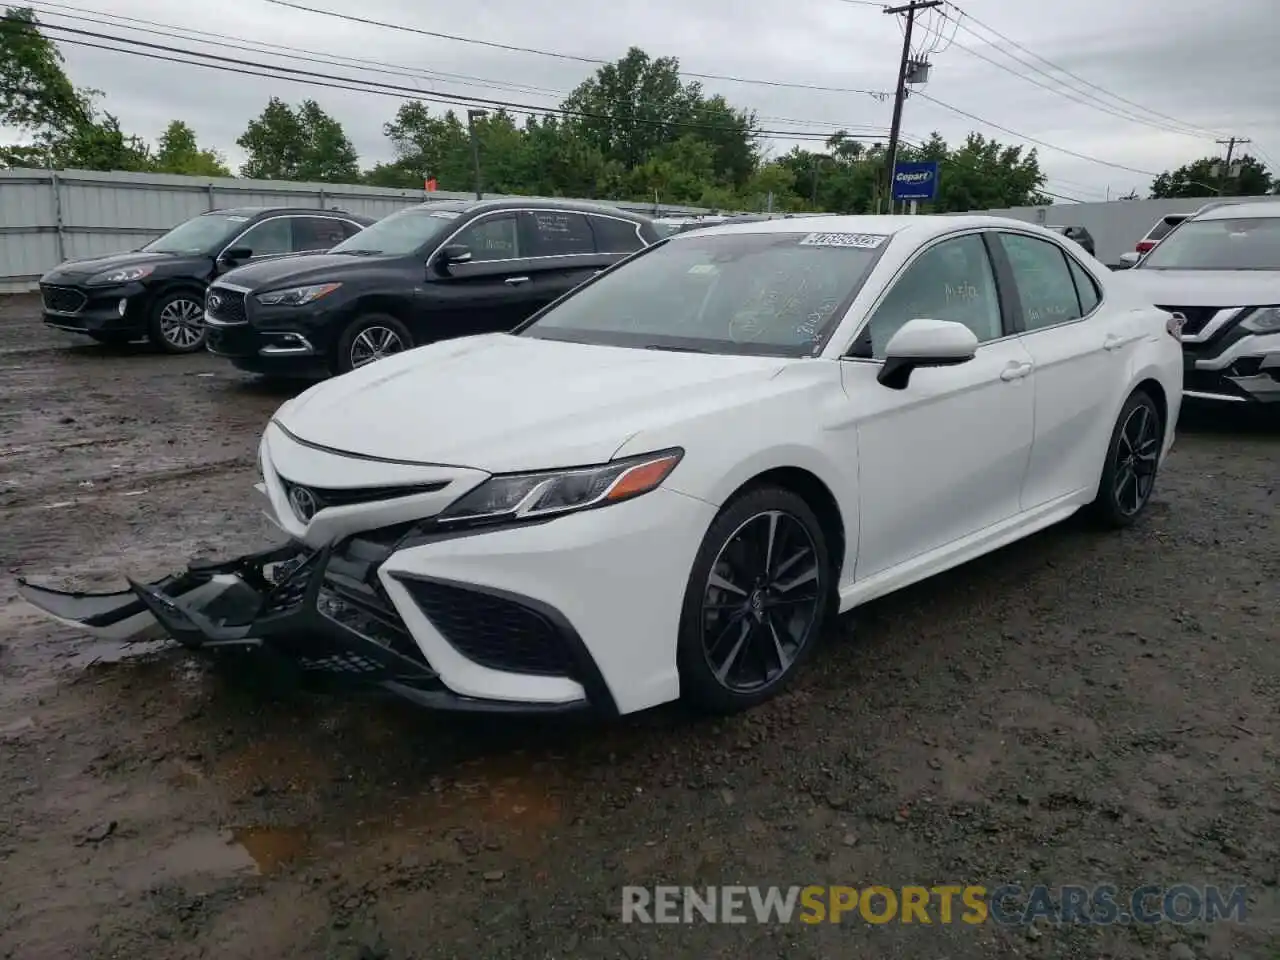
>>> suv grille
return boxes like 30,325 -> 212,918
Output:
41,285 -> 87,313
206,288 -> 248,325
400,579 -> 576,677
1156,305 -> 1219,337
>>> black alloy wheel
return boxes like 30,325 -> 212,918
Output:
1091,389 -> 1162,527
677,486 -> 833,713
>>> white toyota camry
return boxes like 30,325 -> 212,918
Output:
19,215 -> 1184,718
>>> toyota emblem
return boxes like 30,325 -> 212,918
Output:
208,293 -> 222,311
288,485 -> 319,522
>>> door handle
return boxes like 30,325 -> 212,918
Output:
504,276 -> 530,286
1000,361 -> 1033,381
1103,333 -> 1133,351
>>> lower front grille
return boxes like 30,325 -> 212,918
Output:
399,578 -> 576,677
41,285 -> 87,313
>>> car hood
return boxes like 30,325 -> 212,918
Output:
218,252 -> 387,290
40,250 -> 193,283
1126,268 -> 1280,307
274,334 -> 791,473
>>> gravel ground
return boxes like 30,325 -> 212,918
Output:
0,292 -> 1276,960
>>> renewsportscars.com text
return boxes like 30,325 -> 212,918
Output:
621,884 -> 1248,926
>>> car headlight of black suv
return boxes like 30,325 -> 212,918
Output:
87,265 -> 154,285
255,282 -> 343,307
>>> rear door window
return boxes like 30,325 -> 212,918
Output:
522,210 -> 596,257
292,217 -> 349,252
590,215 -> 646,253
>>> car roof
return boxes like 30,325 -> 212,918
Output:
208,206 -> 373,222
1193,199 -> 1280,221
669,213 -> 1053,242
413,197 -> 654,222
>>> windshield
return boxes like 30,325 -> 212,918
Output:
329,207 -> 460,255
141,213 -> 249,255
520,230 -> 890,356
1138,215 -> 1280,271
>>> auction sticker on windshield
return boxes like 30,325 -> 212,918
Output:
799,232 -> 888,249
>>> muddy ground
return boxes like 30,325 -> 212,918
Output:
0,292 -> 1276,960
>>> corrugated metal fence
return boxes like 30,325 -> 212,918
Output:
0,167 -> 725,293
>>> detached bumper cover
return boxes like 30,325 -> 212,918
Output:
17,539 -> 608,715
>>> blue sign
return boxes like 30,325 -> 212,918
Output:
892,161 -> 940,202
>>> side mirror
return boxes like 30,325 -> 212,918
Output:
1118,252 -> 1140,266
220,246 -> 252,263
877,318 -> 978,390
437,244 -> 473,266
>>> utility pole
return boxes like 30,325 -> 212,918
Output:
1215,137 -> 1249,195
883,0 -> 941,213
467,109 -> 488,200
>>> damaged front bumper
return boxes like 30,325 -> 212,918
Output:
17,541 -> 585,714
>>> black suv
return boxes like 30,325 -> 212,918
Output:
37,207 -> 373,353
203,198 -> 660,377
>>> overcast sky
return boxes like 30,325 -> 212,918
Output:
11,0 -> 1280,203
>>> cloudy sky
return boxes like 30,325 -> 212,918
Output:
11,0 -> 1280,202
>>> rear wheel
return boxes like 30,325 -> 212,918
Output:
333,314 -> 412,375
147,290 -> 206,354
1089,389 -> 1163,528
676,486 -> 834,714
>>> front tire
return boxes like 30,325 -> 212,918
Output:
1089,389 -> 1163,528
333,314 -> 412,375
147,290 -> 207,354
676,486 -> 834,714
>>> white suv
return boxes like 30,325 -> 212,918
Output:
1125,200 -> 1280,405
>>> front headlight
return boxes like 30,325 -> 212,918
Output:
256,282 -> 342,306
87,265 -> 154,285
437,448 -> 684,525
1240,306 -> 1280,333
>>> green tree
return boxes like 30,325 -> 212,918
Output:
560,47 -> 757,191
0,6 -> 95,165
1149,155 -> 1272,199
380,101 -> 472,190
153,120 -> 229,176
923,133 -> 1049,212
237,97 -> 360,182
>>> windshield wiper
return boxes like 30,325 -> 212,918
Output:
337,249 -> 383,256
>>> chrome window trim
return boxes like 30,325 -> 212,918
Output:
431,207 -> 650,264
217,214 -> 368,261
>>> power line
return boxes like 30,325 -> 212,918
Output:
11,19 -> 909,150
938,16 -> 1213,140
26,1 -> 903,141
909,89 -> 1162,176
941,2 -> 1223,140
262,0 -> 893,100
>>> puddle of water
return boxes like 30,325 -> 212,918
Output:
116,830 -> 260,891
233,826 -> 312,873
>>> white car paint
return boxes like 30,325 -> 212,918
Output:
244,213 -> 1182,715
